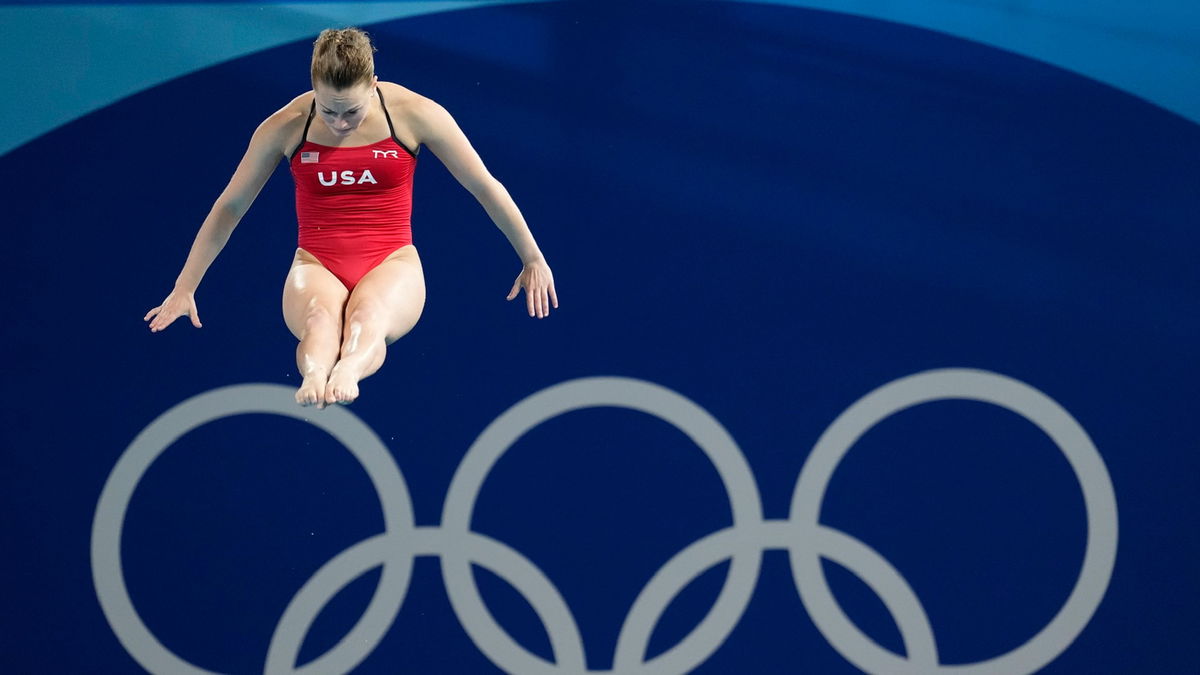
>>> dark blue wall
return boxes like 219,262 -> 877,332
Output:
3,2 -> 1198,673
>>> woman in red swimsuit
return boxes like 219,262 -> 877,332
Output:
145,27 -> 557,408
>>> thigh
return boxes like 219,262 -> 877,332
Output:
346,245 -> 427,343
282,248 -> 351,339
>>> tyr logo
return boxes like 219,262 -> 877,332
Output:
318,170 -> 378,186
373,150 -> 400,159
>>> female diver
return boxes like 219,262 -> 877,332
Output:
145,27 -> 557,408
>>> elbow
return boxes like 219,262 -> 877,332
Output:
216,197 -> 245,221
207,200 -> 243,238
468,175 -> 507,203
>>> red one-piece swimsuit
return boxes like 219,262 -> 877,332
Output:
289,88 -> 418,290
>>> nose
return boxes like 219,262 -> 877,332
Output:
334,118 -> 352,130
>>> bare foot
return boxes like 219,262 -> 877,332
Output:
325,365 -> 361,406
296,371 -> 329,408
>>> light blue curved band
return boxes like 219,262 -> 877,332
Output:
1,0 -> 1197,155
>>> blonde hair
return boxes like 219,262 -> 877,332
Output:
310,27 -> 376,89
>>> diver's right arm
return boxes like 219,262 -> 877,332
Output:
145,105 -> 299,332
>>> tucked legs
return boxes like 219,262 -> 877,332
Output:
283,246 -> 425,407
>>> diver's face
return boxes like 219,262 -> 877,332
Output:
313,79 -> 376,137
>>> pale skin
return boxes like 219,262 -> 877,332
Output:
145,76 -> 557,407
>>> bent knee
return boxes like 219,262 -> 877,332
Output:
302,302 -> 342,338
344,299 -> 387,329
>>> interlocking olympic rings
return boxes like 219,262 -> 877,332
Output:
91,369 -> 1118,675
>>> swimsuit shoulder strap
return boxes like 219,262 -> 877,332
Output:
377,87 -> 419,158
288,98 -> 316,161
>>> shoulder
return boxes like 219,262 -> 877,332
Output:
377,80 -> 430,110
252,93 -> 314,152
378,81 -> 451,131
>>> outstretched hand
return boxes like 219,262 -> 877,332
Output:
507,259 -> 558,318
144,289 -> 202,332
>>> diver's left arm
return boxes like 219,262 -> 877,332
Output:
414,98 -> 558,318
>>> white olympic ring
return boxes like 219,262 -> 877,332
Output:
91,369 -> 1118,675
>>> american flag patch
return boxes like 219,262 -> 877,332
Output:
300,151 -> 319,164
